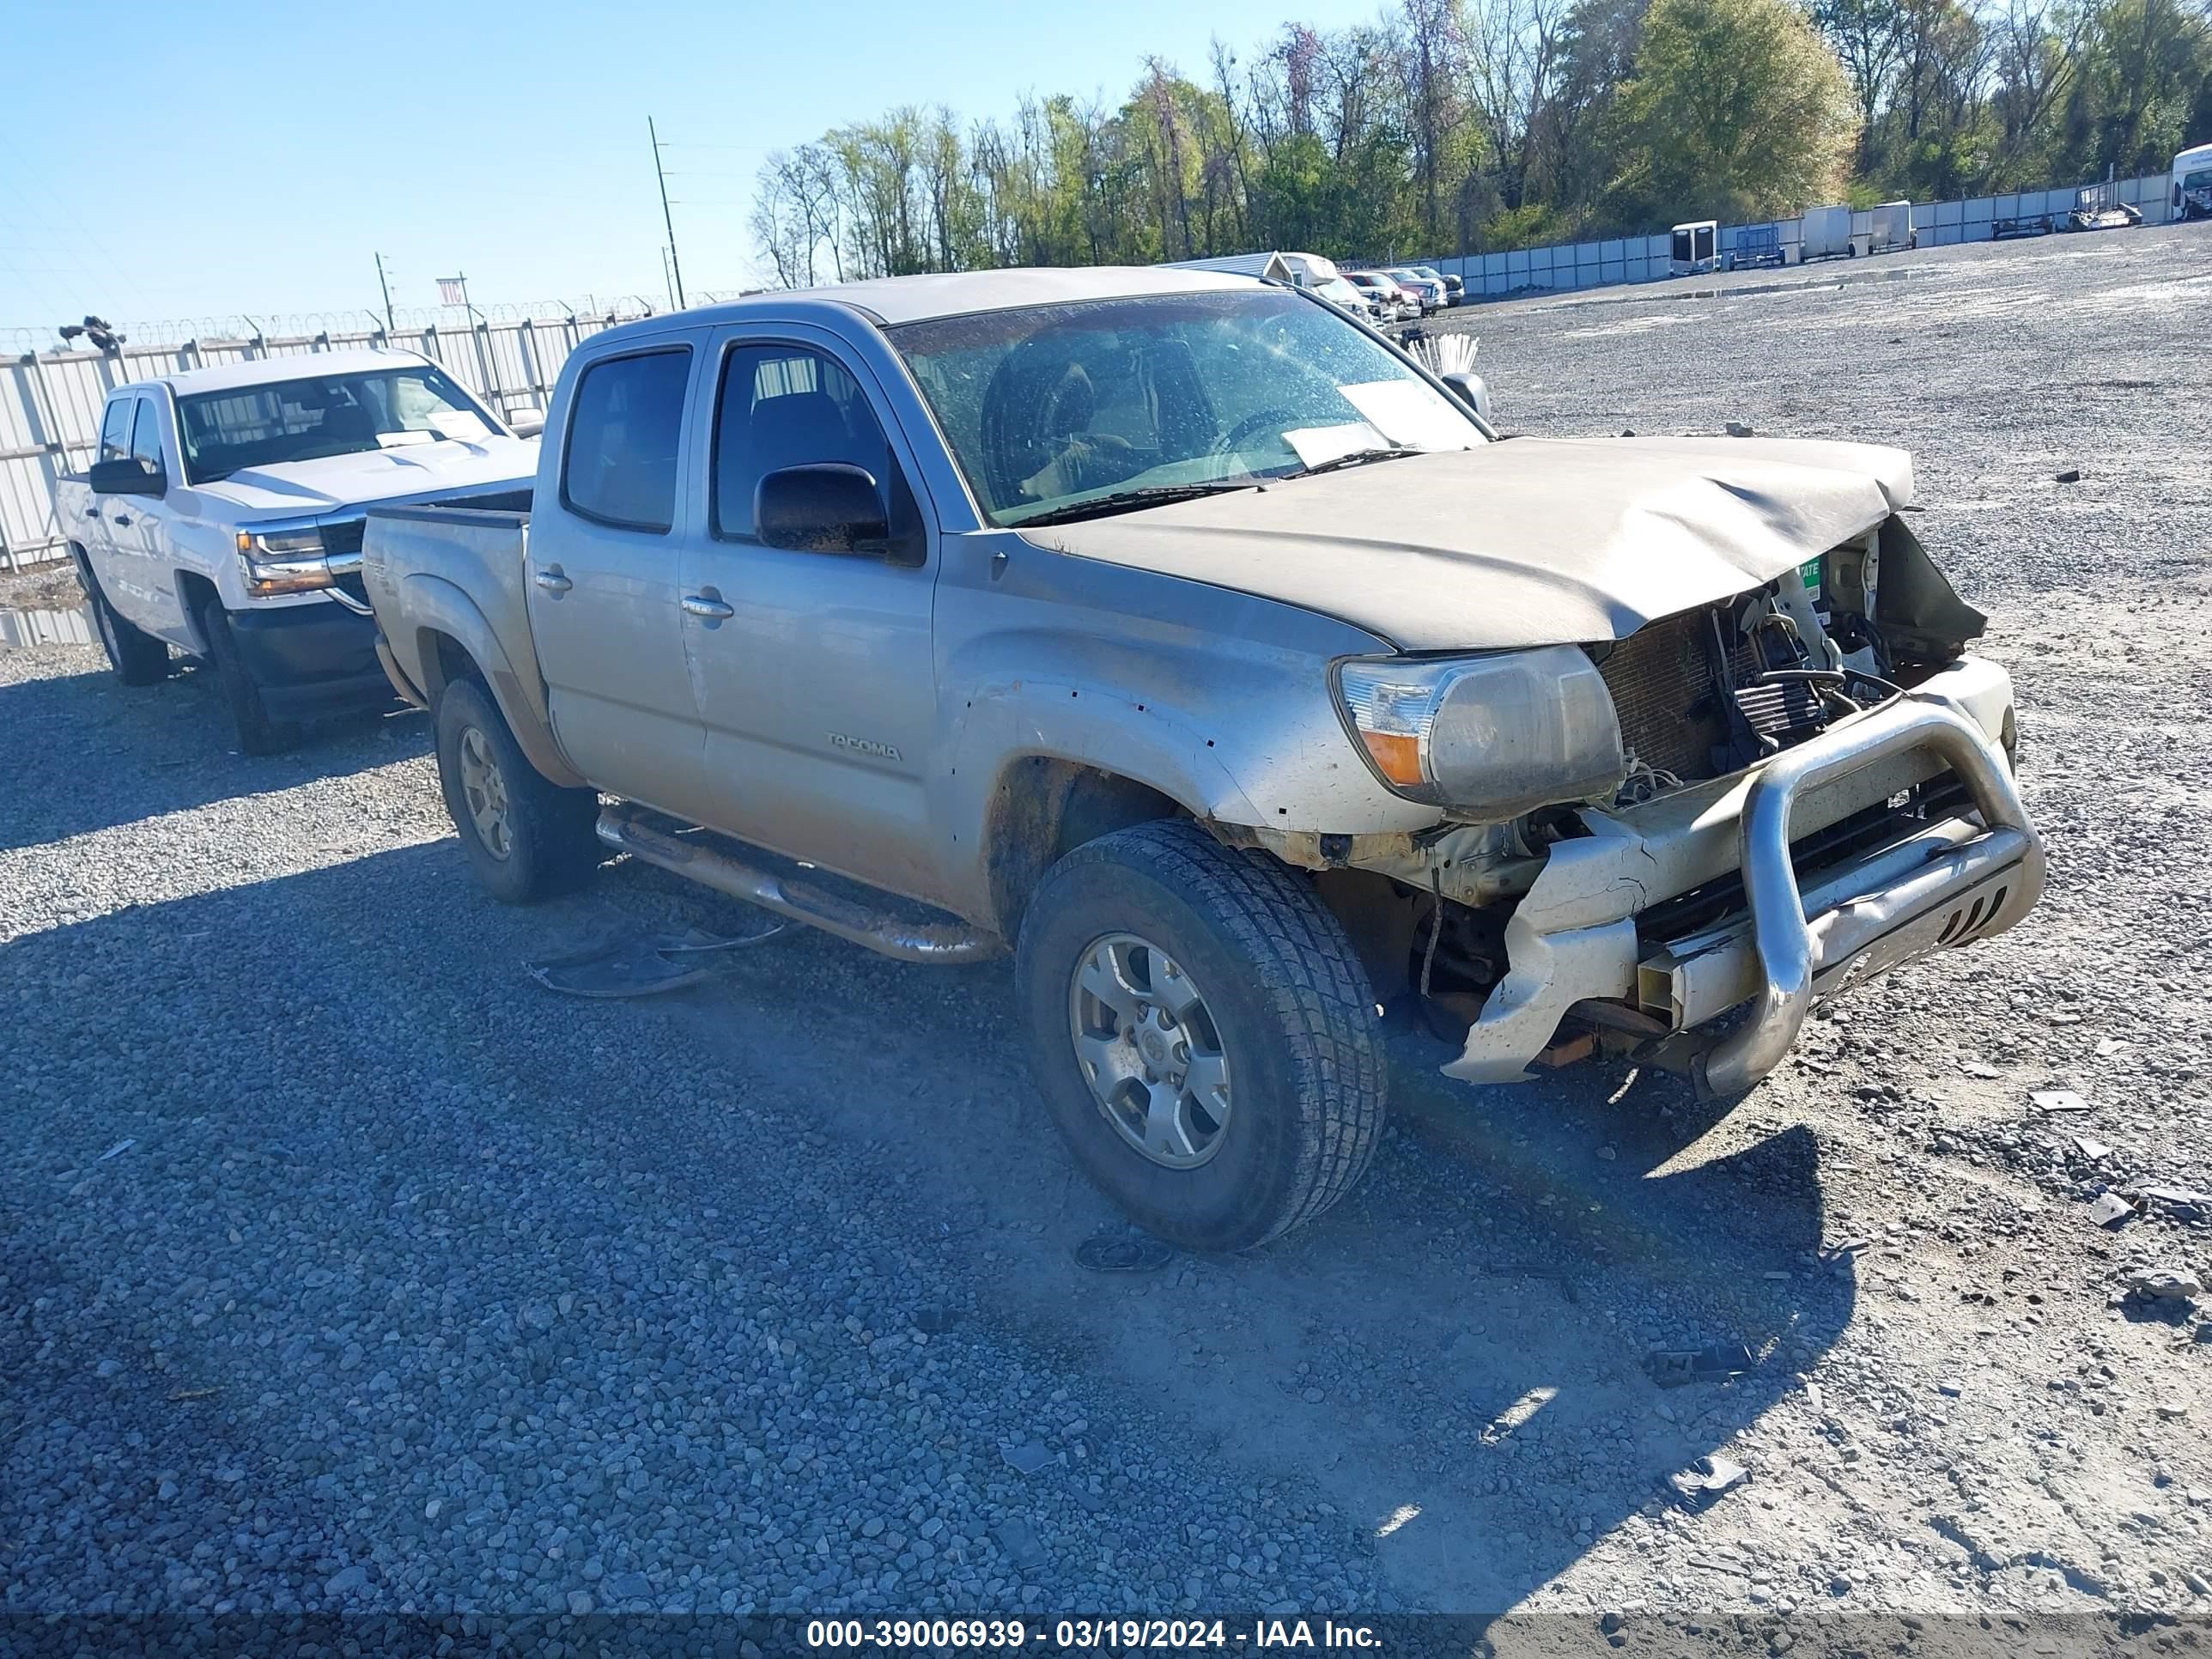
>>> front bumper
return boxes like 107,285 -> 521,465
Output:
228,599 -> 396,721
1445,655 -> 2044,1091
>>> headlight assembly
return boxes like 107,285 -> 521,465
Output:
235,520 -> 361,598
1337,645 -> 1626,817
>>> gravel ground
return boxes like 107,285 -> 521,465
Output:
3,226 -> 2210,1650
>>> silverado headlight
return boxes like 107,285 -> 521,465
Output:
236,520 -> 360,597
1337,646 -> 1626,816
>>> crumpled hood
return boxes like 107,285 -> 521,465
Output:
1025,435 -> 1914,651
196,435 -> 539,516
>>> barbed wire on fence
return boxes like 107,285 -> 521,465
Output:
3,297 -> 664,355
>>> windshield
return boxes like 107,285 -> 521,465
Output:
2185,167 -> 2212,191
178,364 -> 491,483
891,289 -> 1480,528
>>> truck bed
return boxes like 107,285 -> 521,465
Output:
361,494 -> 544,725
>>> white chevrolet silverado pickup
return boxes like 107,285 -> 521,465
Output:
58,349 -> 538,751
362,267 -> 2045,1251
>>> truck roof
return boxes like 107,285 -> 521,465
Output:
593,265 -> 1259,351
115,347 -> 436,400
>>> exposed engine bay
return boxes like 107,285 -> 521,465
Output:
1595,514 -> 1987,808
1265,512 -> 2031,1091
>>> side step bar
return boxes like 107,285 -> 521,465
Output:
596,805 -> 1003,964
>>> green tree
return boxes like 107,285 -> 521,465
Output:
1607,0 -> 1861,220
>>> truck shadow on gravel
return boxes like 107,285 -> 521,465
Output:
600,863 -> 1862,1616
0,659 -> 425,853
0,842 -> 1855,1621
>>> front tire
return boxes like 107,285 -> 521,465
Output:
198,599 -> 300,755
434,676 -> 600,903
1015,819 -> 1385,1252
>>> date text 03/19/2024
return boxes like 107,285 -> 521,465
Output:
803,1617 -> 1385,1650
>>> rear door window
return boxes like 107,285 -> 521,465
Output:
561,348 -> 693,533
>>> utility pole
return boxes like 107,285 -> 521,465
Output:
650,117 -> 687,309
374,252 -> 396,333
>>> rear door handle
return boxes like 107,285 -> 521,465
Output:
680,594 -> 734,621
82,507 -> 100,520
111,513 -> 132,526
533,568 -> 573,594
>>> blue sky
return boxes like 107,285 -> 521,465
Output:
1,0 -> 1376,336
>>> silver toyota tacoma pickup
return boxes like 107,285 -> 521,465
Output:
362,266 -> 2044,1251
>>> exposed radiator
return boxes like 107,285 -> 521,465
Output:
1593,610 -> 1733,782
1595,605 -> 1832,785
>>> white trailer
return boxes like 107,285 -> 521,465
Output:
1169,251 -> 1341,288
1864,200 -> 1916,254
1801,204 -> 1853,261
1669,221 -> 1719,276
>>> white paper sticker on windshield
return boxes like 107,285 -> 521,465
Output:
1282,422 -> 1386,469
1338,380 -> 1469,449
426,410 -> 491,441
375,430 -> 434,448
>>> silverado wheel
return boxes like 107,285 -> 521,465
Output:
1015,819 -> 1386,1252
77,557 -> 168,685
434,676 -> 600,903
198,599 -> 300,755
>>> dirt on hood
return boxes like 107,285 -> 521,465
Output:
1024,434 -> 1915,651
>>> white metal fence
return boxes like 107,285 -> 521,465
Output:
1425,170 -> 2182,298
0,308 -> 655,571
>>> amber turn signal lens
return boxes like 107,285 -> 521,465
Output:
1358,728 -> 1424,787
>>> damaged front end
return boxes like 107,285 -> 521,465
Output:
1282,513 -> 2045,1097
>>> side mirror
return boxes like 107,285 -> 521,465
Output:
757,463 -> 890,555
89,457 -> 166,497
507,411 -> 546,440
1443,370 -> 1493,422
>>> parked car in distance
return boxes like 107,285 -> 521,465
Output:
364,265 -> 2043,1254
58,349 -> 538,752
1423,267 -> 1465,306
1341,270 -> 1413,320
1386,267 -> 1446,313
1315,274 -> 1383,321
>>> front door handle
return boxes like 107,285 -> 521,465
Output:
82,507 -> 100,520
680,594 -> 735,621
533,568 -> 573,594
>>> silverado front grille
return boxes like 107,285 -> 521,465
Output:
319,519 -> 366,556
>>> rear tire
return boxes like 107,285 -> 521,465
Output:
198,599 -> 300,755
434,675 -> 600,903
1015,819 -> 1385,1252
78,558 -> 168,685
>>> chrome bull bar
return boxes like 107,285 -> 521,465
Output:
1696,693 -> 2045,1097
